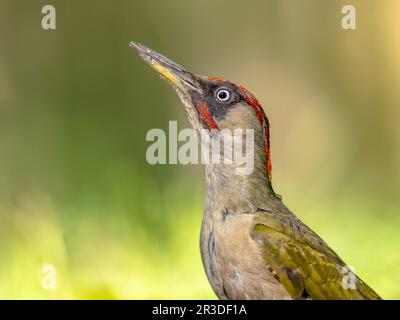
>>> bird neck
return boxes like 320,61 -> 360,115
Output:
202,100 -> 276,214
204,139 -> 276,214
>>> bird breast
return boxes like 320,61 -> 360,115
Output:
200,208 -> 292,300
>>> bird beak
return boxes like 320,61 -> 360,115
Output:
130,42 -> 201,94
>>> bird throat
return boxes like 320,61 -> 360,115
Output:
204,128 -> 275,214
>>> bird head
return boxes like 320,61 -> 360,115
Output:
130,42 -> 272,181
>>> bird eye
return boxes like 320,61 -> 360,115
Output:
216,89 -> 231,102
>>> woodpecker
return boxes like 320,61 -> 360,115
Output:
130,42 -> 381,300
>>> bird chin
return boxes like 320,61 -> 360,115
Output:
174,88 -> 203,133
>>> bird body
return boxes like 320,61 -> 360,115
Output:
200,178 -> 293,300
201,185 -> 379,299
131,42 -> 381,300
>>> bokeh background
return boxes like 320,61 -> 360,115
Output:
0,0 -> 399,299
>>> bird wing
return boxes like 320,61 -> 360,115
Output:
250,209 -> 381,300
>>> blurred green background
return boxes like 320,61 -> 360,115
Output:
0,0 -> 399,299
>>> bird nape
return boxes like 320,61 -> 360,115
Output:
130,42 -> 381,300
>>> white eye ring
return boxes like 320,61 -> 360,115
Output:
216,89 -> 231,102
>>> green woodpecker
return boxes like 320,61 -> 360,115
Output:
130,42 -> 381,300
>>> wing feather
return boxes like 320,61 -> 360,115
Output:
251,211 -> 381,300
